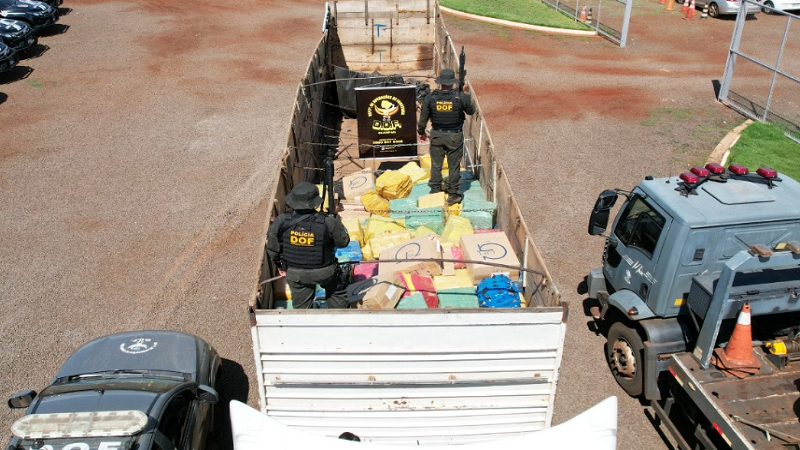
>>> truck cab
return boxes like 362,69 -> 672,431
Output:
586,164 -> 800,399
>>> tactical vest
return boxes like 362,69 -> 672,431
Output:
429,90 -> 464,131
279,213 -> 334,269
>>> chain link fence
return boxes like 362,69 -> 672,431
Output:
719,1 -> 800,142
539,0 -> 633,46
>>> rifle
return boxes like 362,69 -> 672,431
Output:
458,46 -> 466,93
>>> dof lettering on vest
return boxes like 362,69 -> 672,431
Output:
290,230 -> 315,246
435,101 -> 453,112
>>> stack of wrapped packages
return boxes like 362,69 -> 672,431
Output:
300,159 -> 527,310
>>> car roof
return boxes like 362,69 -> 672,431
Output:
54,331 -> 203,380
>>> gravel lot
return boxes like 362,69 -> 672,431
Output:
0,0 -> 786,449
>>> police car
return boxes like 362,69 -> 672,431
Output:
0,19 -> 37,54
7,331 -> 221,450
0,40 -> 16,73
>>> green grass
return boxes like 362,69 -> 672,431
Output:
440,0 -> 591,30
728,121 -> 800,181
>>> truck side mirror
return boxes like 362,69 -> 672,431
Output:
588,190 -> 618,236
8,390 -> 36,409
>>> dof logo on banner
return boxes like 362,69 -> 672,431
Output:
355,85 -> 417,158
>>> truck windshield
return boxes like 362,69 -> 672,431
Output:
614,196 -> 665,258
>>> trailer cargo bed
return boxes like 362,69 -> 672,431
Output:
663,352 -> 800,450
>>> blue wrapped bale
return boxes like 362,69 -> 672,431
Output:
335,241 -> 363,262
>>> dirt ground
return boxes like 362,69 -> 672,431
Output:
0,0 -> 787,448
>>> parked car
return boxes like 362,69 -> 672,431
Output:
0,40 -> 17,73
691,0 -> 762,17
35,0 -> 61,8
0,0 -> 58,32
0,19 -> 36,54
762,0 -> 800,13
7,331 -> 221,450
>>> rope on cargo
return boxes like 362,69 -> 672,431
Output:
262,257 -> 546,295
300,67 -> 436,88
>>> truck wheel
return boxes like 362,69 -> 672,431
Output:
606,322 -> 644,396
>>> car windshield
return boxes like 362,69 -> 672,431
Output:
42,370 -> 188,395
0,0 -> 16,8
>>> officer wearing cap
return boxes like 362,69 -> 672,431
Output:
266,182 -> 351,309
417,68 -> 476,206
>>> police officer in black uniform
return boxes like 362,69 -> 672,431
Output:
266,182 -> 351,309
417,68 -> 476,206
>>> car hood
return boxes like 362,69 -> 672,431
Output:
54,331 -> 202,381
0,1 -> 50,13
0,19 -> 29,34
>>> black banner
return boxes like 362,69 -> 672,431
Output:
356,85 -> 417,159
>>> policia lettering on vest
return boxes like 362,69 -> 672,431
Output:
266,182 -> 351,309
418,68 -> 476,206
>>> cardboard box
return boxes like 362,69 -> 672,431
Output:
459,233 -> 521,284
356,271 -> 405,309
342,170 -> 376,200
378,234 -> 443,277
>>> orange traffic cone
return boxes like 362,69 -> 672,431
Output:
659,0 -> 667,5
579,6 -> 587,21
681,0 -> 690,12
684,0 -> 696,18
711,302 -> 762,378
666,0 -> 675,11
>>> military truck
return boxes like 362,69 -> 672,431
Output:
235,0 -> 617,447
587,163 -> 800,448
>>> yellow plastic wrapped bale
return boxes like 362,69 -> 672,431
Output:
360,190 -> 390,217
419,154 -> 448,170
369,230 -> 414,258
418,192 -> 446,209
398,161 -> 430,184
433,269 -> 474,291
446,202 -> 462,218
442,215 -> 474,244
364,214 -> 407,242
315,184 -> 333,211
361,241 -> 374,261
376,170 -> 412,200
414,225 -> 439,238
341,217 -> 364,246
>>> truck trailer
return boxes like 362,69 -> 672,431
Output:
234,1 -> 617,448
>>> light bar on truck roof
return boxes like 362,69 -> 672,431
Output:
728,164 -> 749,175
11,410 -> 148,439
757,167 -> 777,179
690,166 -> 710,178
705,163 -> 725,175
679,172 -> 699,184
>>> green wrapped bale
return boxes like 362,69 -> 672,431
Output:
437,287 -> 479,309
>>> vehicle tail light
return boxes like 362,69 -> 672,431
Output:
690,166 -> 710,177
757,167 -> 777,179
680,172 -> 699,184
705,163 -> 725,174
729,164 -> 749,175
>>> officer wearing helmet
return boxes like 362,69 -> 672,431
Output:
266,182 -> 351,309
417,68 -> 476,206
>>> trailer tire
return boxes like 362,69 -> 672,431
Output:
606,322 -> 644,397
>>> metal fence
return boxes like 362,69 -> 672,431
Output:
719,1 -> 800,142
539,0 -> 633,46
